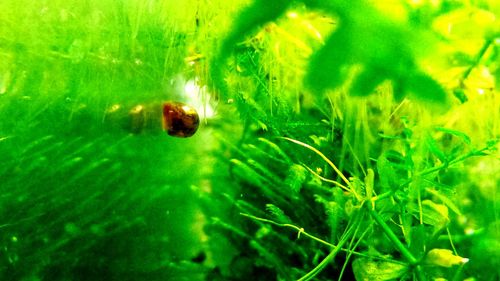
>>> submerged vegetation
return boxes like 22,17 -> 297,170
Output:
1,0 -> 499,280
204,0 -> 500,280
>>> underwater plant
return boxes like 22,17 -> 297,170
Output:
202,0 -> 500,280
0,0 -> 498,281
211,0 -> 453,104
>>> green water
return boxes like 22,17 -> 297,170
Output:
1,1 -> 500,280
0,1 -> 241,280
1,129 -> 227,280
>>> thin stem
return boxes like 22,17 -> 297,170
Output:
297,210 -> 362,281
241,213 -> 332,246
447,227 -> 459,255
367,208 -> 417,265
280,137 -> 361,200
302,164 -> 349,191
297,246 -> 344,281
338,220 -> 372,281
371,191 -> 393,201
240,212 -> 403,264
399,146 -> 491,189
460,38 -> 494,86
415,264 -> 427,281
367,206 -> 427,281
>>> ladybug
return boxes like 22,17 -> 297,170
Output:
162,102 -> 200,137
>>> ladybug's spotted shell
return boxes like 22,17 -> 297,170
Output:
162,102 -> 200,137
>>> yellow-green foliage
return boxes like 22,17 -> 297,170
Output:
1,0 -> 499,281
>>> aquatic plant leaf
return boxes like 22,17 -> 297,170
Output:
211,0 -> 291,98
453,88 -> 469,103
352,258 -> 409,281
281,137 -> 351,188
325,201 -> 344,241
376,153 -> 398,191
425,134 -> 447,163
249,240 -> 283,270
305,1 -> 447,104
408,224 -> 428,259
257,138 -> 293,164
285,164 -> 307,193
209,217 -> 251,239
219,0 -> 291,55
435,127 -> 472,145
247,159 -> 282,185
409,200 -> 449,227
66,158 -> 111,183
350,67 -> 387,97
351,177 -> 364,200
305,24 -> 351,93
364,169 -> 374,200
230,158 -> 265,187
21,134 -> 55,155
265,204 -> 291,224
425,188 -> 463,216
403,71 -> 448,104
424,249 -> 469,268
384,149 -> 410,170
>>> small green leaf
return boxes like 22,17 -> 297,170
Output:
425,249 -> 469,268
435,127 -> 472,145
247,159 -> 281,185
409,200 -> 449,227
384,150 -> 408,168
257,137 -> 293,164
364,168 -> 375,200
66,158 -> 110,183
325,201 -> 343,241
351,177 -> 364,199
453,88 -> 468,103
377,153 -> 399,191
285,164 -> 307,193
426,188 -> 463,216
210,217 -> 251,239
352,258 -> 409,281
211,0 -> 291,98
230,158 -> 265,186
249,240 -> 283,269
408,224 -> 428,259
265,204 -> 291,224
425,134 -> 447,163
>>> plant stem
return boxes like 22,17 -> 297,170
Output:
415,264 -> 426,281
240,212 -> 378,259
296,244 -> 345,281
297,211 -> 361,281
372,145 -> 493,205
241,213 -> 333,246
368,207 -> 417,264
460,38 -> 494,86
372,191 -> 393,201
280,137 -> 353,189
398,146 -> 491,189
367,206 -> 427,281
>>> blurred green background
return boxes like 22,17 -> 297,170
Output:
0,0 -> 245,280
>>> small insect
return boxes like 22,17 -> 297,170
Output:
162,102 -> 200,137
